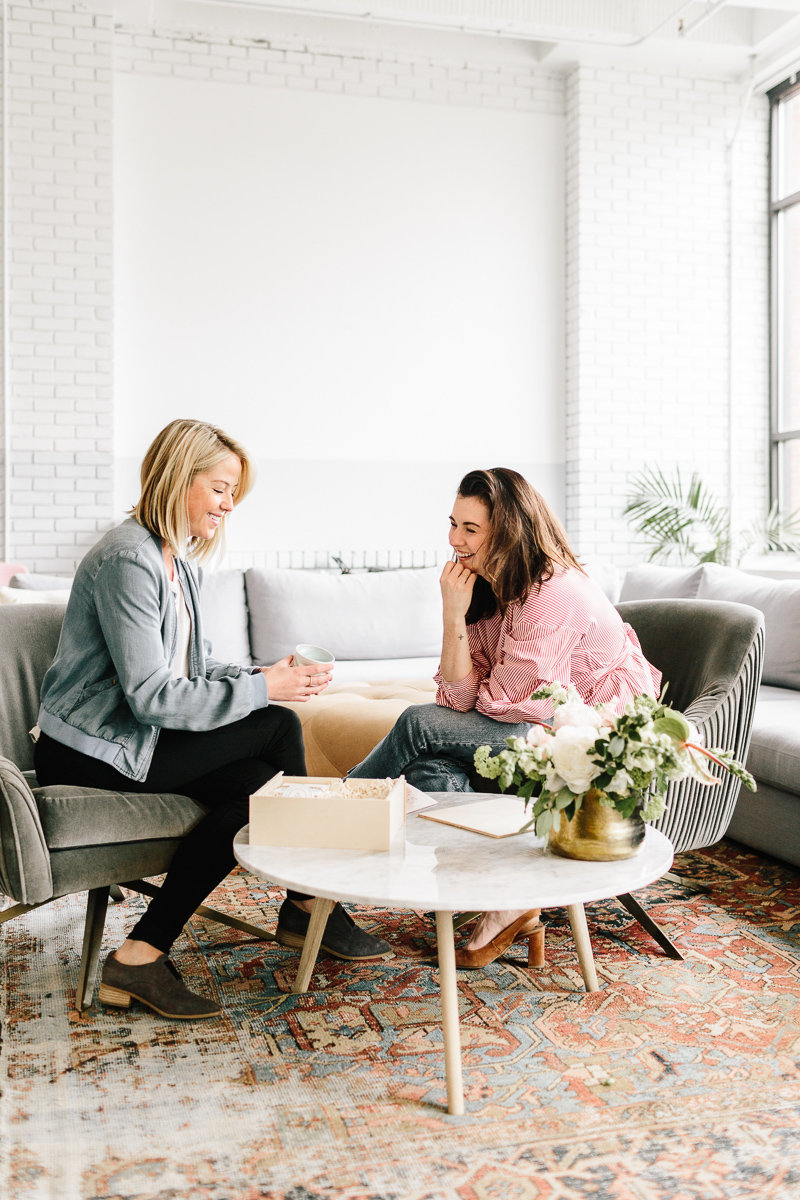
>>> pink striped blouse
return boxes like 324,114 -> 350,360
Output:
435,567 -> 661,724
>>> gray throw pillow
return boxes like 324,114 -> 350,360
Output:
696,563 -> 800,689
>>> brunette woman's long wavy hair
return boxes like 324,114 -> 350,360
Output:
459,468 -> 584,623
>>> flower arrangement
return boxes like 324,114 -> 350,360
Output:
473,683 -> 756,840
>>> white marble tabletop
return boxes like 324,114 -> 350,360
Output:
234,792 -> 674,911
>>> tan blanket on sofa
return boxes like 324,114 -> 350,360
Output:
281,678 -> 437,777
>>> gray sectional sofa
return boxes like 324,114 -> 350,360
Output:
4,557 -> 798,869
620,562 -> 800,869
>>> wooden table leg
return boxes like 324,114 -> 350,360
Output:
567,902 -> 600,993
435,911 -> 465,1116
292,898 -> 335,994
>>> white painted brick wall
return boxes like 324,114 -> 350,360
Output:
565,65 -> 770,569
0,4 -> 772,575
112,20 -> 564,115
3,0 -> 114,573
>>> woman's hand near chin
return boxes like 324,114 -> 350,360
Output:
440,559 -> 477,623
439,561 -> 476,683
260,657 -> 333,702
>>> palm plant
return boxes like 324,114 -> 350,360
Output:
623,466 -> 800,566
737,502 -> 800,560
623,466 -> 731,565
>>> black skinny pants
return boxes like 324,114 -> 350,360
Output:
34,706 -> 309,953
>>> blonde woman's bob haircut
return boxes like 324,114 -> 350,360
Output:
131,419 -> 254,564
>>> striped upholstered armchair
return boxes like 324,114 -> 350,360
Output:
613,597 -> 764,957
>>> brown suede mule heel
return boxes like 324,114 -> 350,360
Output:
454,909 -> 545,969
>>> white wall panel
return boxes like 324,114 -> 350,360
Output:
113,67 -> 565,554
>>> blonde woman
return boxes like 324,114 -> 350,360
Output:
34,419 -> 389,1020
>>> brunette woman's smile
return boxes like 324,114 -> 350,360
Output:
449,495 -> 490,576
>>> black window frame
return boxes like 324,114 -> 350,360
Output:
770,74 -> 800,511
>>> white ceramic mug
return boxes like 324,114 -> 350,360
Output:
292,643 -> 335,668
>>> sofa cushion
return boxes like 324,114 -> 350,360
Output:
746,685 -> 800,793
619,563 -> 704,602
246,567 -> 441,664
696,563 -> 800,689
199,568 -> 252,665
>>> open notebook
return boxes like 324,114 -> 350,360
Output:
418,794 -> 532,838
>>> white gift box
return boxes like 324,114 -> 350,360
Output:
248,774 -> 406,851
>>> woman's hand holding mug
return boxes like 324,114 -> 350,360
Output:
261,644 -> 334,702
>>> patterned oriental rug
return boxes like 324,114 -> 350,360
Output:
1,840 -> 799,1200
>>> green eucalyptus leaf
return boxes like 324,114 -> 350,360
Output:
536,810 -> 553,838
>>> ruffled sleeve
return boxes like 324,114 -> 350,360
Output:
475,619 -> 582,723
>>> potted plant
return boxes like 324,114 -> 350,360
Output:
623,465 -> 800,565
473,683 -> 755,861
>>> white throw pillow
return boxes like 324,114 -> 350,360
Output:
0,586 -> 71,605
199,569 -> 252,665
246,567 -> 442,664
619,563 -> 705,602
581,560 -> 620,603
9,572 -> 73,590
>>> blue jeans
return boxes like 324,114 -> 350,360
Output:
347,703 -> 531,792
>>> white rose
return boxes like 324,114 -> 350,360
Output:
548,725 -> 602,794
553,700 -> 604,731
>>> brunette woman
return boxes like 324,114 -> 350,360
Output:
349,467 -> 660,967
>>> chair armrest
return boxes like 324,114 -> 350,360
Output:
0,756 -> 53,904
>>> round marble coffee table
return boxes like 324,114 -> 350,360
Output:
234,793 -> 674,1115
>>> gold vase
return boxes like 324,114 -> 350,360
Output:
548,788 -> 645,861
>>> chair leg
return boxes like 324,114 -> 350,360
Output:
615,892 -> 684,961
453,911 -> 481,931
0,900 -> 39,924
76,886 -> 111,1010
663,869 -> 711,894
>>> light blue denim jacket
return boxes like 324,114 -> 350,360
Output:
37,518 -> 269,782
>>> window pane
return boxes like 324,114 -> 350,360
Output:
777,438 -> 800,513
777,204 -> 800,430
776,91 -> 800,199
